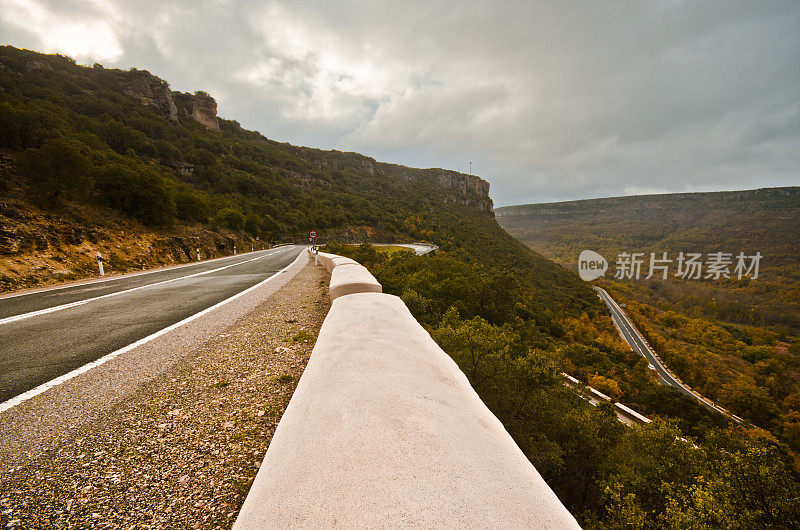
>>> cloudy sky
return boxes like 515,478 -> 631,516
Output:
2,0 -> 799,205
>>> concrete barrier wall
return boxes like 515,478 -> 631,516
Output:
235,292 -> 579,528
309,249 -> 382,300
329,256 -> 359,271
314,251 -> 336,271
236,250 -> 577,527
615,402 -> 652,424
329,263 -> 382,301
562,371 -> 652,427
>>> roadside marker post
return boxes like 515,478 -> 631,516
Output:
96,252 -> 104,276
309,230 -> 318,264
196,248 -> 201,261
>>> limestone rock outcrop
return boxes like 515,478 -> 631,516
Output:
116,70 -> 220,131
116,69 -> 178,121
432,170 -> 494,213
186,91 -> 219,131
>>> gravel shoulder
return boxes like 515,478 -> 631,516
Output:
0,261 -> 331,528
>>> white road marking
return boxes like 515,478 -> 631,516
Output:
0,249 -> 307,414
594,286 -> 739,421
0,249 -> 279,301
0,249 -> 289,325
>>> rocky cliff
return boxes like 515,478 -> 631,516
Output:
115,70 -> 219,131
431,170 -> 493,213
171,90 -> 220,131
115,69 -> 178,121
112,68 -> 485,206
307,155 -> 494,214
186,91 -> 220,131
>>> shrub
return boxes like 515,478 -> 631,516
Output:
93,162 -> 176,226
174,189 -> 211,223
213,207 -> 245,231
16,138 -> 91,205
244,212 -> 263,237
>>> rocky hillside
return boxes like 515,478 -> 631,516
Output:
0,190 -> 259,290
3,45 -> 593,305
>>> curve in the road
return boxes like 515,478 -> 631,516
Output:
594,286 -> 737,420
0,248 -> 292,319
0,252 -> 273,325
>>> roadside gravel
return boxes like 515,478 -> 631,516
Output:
0,262 -> 330,529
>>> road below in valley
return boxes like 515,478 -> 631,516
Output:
594,286 -> 736,419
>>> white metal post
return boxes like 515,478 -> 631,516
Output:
96,252 -> 104,276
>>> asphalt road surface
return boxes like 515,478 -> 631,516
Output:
0,246 -> 304,403
373,243 -> 438,255
594,286 -> 719,413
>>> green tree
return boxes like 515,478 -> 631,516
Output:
244,212 -> 263,237
16,138 -> 91,205
174,189 -> 210,223
213,207 -> 245,231
93,163 -> 176,226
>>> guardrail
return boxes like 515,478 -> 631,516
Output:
595,286 -> 743,424
234,251 -> 578,528
562,372 -> 652,426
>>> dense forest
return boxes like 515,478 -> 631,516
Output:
325,243 -> 800,528
496,189 -> 800,331
2,44 -> 799,527
497,192 -> 800,452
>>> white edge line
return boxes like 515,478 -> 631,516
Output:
595,287 -> 741,421
0,249 -> 291,325
0,249 -> 308,414
0,247 -> 292,301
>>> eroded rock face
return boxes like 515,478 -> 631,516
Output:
116,70 -> 220,131
433,170 -> 494,213
116,69 -> 178,121
187,91 -> 219,131
25,59 -> 52,72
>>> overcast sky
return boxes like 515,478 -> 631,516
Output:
2,0 -> 799,205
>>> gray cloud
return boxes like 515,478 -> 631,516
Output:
2,0 -> 798,205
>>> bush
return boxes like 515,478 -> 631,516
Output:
213,207 -> 245,231
16,138 -> 91,205
174,189 -> 210,223
93,162 -> 176,226
244,212 -> 263,237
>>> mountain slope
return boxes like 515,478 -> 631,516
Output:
3,45 -> 800,529
497,187 -> 800,330
0,45 -> 597,318
498,189 -> 800,442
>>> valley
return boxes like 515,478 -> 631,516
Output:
1,43 -> 799,529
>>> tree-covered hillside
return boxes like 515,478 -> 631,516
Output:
3,43 -> 800,527
0,44 -> 597,317
325,243 -> 800,528
496,188 -> 800,330
497,191 -> 800,462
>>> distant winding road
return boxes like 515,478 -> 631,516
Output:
0,246 -> 304,405
594,286 -> 739,420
